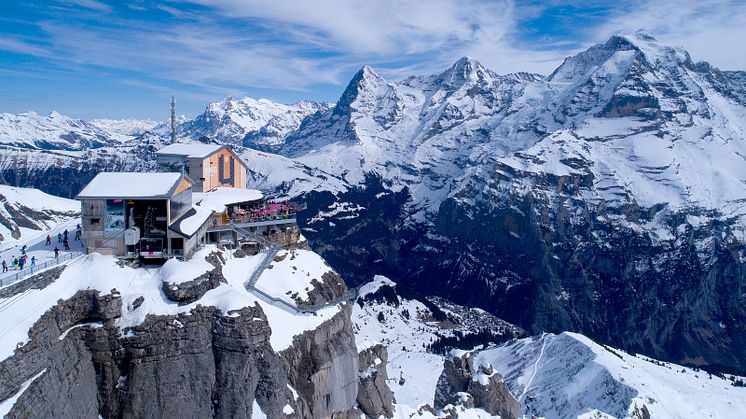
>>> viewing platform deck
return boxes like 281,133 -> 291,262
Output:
206,218 -> 297,233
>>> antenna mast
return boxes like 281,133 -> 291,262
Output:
170,96 -> 176,143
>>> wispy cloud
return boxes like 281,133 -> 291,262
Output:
2,0 -> 745,118
57,0 -> 112,13
0,36 -> 52,58
181,0 -> 566,74
590,0 -> 746,69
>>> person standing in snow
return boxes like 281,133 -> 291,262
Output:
30,256 -> 36,268
21,245 -> 27,255
1,260 -> 6,273
46,234 -> 51,246
74,229 -> 81,241
63,237 -> 70,250
57,232 -> 62,243
18,256 -> 24,270
11,257 -> 17,270
63,229 -> 68,240
54,247 -> 60,259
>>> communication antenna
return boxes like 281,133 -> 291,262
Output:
170,96 -> 176,143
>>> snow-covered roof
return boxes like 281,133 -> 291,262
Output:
155,143 -> 223,158
195,187 -> 263,212
77,172 -> 184,199
169,205 -> 212,238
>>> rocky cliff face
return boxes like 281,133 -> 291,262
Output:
356,343 -> 395,418
0,255 -> 379,418
434,351 -> 520,419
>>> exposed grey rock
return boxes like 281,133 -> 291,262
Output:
281,303 -> 359,418
356,343 -> 395,418
161,252 -> 225,304
296,270 -> 349,310
469,362 -> 521,419
0,289 -> 121,418
434,350 -> 521,419
1,288 -> 361,419
434,351 -> 474,408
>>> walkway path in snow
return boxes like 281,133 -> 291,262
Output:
0,218 -> 84,288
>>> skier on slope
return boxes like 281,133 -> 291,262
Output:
1,260 -> 6,273
46,234 -> 51,246
57,232 -> 62,243
54,247 -> 60,259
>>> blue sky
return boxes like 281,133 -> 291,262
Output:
1,0 -> 745,120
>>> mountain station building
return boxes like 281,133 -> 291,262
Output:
155,143 -> 249,192
76,172 -> 211,260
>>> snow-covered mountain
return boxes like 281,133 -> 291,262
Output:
246,32 -> 746,375
0,185 -> 79,249
353,276 -> 746,418
0,96 -> 331,196
478,332 -> 746,419
180,97 -> 332,150
90,118 -> 159,137
0,111 -> 133,151
0,31 -> 744,376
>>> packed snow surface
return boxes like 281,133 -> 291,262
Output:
253,249 -> 332,306
475,332 -> 746,418
194,187 -> 263,213
155,143 -> 222,158
169,205 -> 212,237
77,172 -> 182,199
0,241 -> 343,363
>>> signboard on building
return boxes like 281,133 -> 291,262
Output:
105,199 -> 125,235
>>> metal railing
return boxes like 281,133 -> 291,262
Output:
210,222 -> 361,314
0,251 -> 84,289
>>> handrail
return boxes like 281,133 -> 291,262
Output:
0,251 -> 84,289
214,222 -> 361,314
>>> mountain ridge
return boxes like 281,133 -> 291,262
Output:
0,32 -> 744,375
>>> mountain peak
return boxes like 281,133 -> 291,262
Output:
48,110 -> 67,120
332,65 -> 387,117
437,56 -> 493,89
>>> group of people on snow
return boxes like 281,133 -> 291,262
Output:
1,254 -> 35,272
1,224 -> 83,275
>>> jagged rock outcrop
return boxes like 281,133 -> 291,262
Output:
0,289 -> 121,418
1,288 -> 364,418
280,303 -> 359,418
434,350 -> 520,419
266,224 -> 303,248
161,252 -> 225,304
356,343 -> 395,418
296,271 -> 349,310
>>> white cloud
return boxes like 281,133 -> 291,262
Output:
36,19 -> 348,92
0,36 -> 53,58
592,0 -> 746,70
6,0 -> 746,109
57,0 -> 112,13
179,0 -> 572,76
